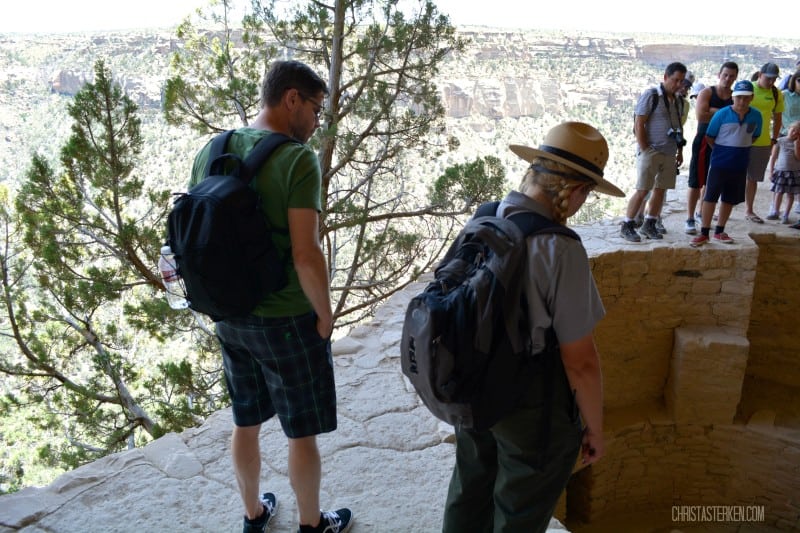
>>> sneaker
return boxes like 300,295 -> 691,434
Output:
684,218 -> 697,235
244,493 -> 278,533
620,220 -> 641,242
782,215 -> 791,224
299,509 -> 353,533
655,217 -> 667,235
633,213 -> 644,228
766,212 -> 780,221
791,222 -> 800,229
690,234 -> 709,247
639,218 -> 663,240
713,232 -> 734,244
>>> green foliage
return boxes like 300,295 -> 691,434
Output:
0,60 -> 226,487
430,156 -> 506,210
164,0 -> 277,132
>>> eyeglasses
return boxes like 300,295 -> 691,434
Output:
298,92 -> 325,119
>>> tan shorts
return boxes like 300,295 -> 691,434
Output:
746,145 -> 772,182
636,148 -> 677,190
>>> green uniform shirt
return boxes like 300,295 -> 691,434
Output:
190,128 -> 323,317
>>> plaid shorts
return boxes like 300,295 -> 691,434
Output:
215,311 -> 337,438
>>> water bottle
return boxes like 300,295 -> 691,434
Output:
158,245 -> 188,309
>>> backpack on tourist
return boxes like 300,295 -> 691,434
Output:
400,201 -> 579,430
166,129 -> 297,321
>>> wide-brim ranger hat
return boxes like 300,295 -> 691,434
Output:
509,121 -> 625,197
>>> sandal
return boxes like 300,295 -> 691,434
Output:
745,214 -> 764,224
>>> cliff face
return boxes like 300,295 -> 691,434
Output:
435,31 -> 798,121
24,28 -> 799,117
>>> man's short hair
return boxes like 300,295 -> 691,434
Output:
261,60 -> 328,108
720,61 -> 739,74
665,62 -> 688,77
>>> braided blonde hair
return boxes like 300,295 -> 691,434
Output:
519,157 -> 594,225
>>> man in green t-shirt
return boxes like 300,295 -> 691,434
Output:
191,61 -> 353,533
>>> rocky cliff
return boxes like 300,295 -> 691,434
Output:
14,28 -> 797,118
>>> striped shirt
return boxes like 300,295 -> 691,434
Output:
635,84 -> 684,155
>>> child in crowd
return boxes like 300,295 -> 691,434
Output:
691,80 -> 762,246
766,121 -> 800,227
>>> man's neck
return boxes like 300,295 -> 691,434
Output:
251,108 -> 289,136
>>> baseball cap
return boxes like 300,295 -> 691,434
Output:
689,82 -> 705,98
732,80 -> 754,96
760,62 -> 780,78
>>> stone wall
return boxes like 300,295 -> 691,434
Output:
589,245 -> 757,410
565,234 -> 800,530
572,419 -> 800,530
746,234 -> 800,387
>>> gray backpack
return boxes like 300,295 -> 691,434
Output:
400,202 -> 578,430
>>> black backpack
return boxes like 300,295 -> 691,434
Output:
167,129 -> 297,321
400,201 -> 579,430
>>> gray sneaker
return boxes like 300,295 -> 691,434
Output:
639,218 -> 663,240
655,217 -> 667,235
684,218 -> 697,235
633,214 -> 645,228
620,220 -> 641,242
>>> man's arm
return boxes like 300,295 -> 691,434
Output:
634,114 -> 650,152
288,207 -> 333,338
772,112 -> 783,142
560,332 -> 604,465
695,87 -> 714,123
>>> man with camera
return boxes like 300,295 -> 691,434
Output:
620,62 -> 688,242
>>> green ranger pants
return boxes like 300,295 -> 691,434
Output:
442,356 -> 582,533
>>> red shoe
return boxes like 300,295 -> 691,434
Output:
690,234 -> 709,247
713,232 -> 734,244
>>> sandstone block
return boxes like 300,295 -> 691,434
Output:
666,327 -> 749,424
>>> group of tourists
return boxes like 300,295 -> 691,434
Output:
620,60 -> 800,245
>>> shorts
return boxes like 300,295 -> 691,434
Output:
636,147 -> 677,190
746,145 -> 772,182
688,132 -> 711,189
704,166 -> 746,205
215,311 -> 337,438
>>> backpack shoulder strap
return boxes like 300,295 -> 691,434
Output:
204,129 -> 237,178
649,87 -> 660,116
472,201 -> 580,241
507,211 -> 580,241
473,201 -> 500,218
241,133 -> 298,184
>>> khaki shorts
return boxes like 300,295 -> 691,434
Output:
636,147 -> 677,190
746,145 -> 772,182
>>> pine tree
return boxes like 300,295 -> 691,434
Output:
165,0 -> 507,328
0,61 -> 225,480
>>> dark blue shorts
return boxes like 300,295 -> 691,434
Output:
215,311 -> 337,438
704,165 -> 746,206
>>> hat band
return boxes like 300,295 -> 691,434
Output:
539,144 -> 604,177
